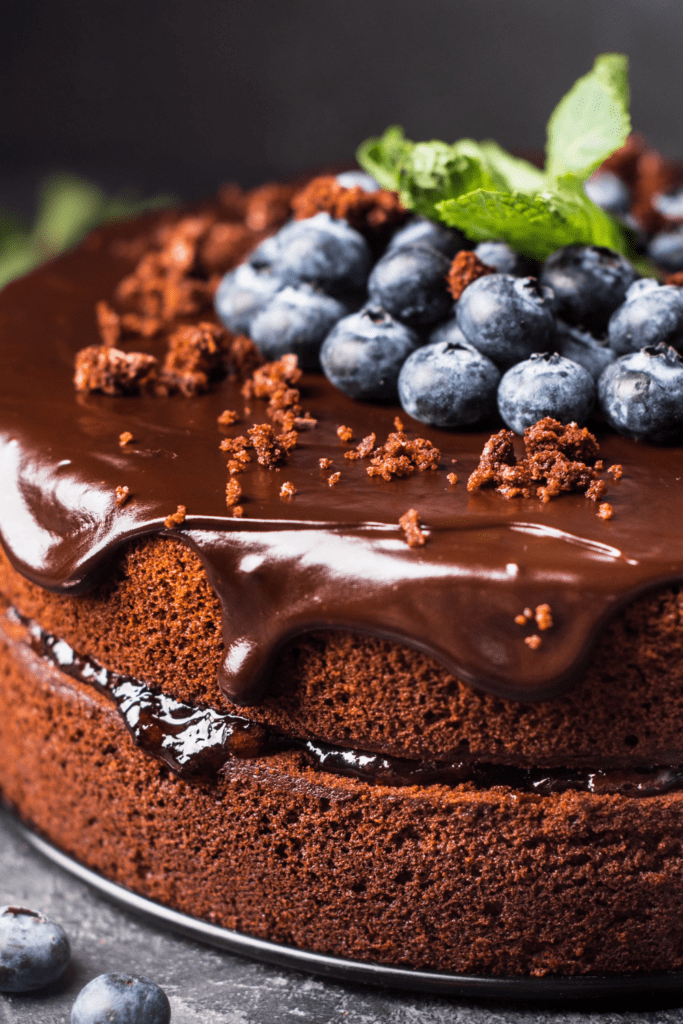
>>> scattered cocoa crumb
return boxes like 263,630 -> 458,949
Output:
523,607 -> 533,620
598,502 -> 614,520
158,321 -> 226,396
607,464 -> 623,480
115,485 -> 131,507
399,508 -> 426,548
525,634 -> 542,650
514,615 -> 527,626
535,603 -> 553,631
218,409 -> 240,427
447,472 -> 458,485
594,460 -> 604,472
224,334 -> 264,381
666,271 -> 683,287
249,423 -> 298,468
367,432 -> 440,480
327,472 -> 341,487
245,182 -> 298,232
220,434 -> 252,474
96,300 -> 121,347
394,416 -> 404,432
280,481 -> 297,499
118,431 -> 134,447
225,478 -> 242,507
199,222 -> 258,275
242,354 -> 314,429
232,505 -> 244,518
446,250 -> 495,301
337,424 -> 353,442
319,458 -> 333,470
585,478 -> 608,502
74,345 -> 158,395
291,176 -> 408,239
468,418 -> 604,503
345,433 -> 377,461
165,505 -> 187,529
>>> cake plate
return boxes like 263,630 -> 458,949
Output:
10,815 -> 683,1002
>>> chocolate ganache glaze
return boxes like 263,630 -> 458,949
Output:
1,217 -> 683,706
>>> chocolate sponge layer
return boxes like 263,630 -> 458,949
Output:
2,609 -> 683,977
2,538 -> 683,768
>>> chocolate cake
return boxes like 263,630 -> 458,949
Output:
5,58 -> 683,974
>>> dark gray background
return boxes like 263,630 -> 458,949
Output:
2,0 -> 683,213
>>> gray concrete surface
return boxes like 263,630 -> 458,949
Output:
0,810 -> 681,1023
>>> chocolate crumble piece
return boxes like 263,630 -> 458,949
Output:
225,479 -> 242,507
585,479 -> 608,502
242,354 -> 315,430
232,505 -> 244,518
525,634 -> 542,650
158,322 -> 226,397
394,416 -> 404,432
118,431 -> 134,447
514,614 -> 528,626
367,432 -> 440,480
96,300 -> 121,347
535,603 -> 553,631
447,251 -> 496,301
399,508 -> 426,548
523,607 -> 533,620
345,433 -> 377,461
598,502 -> 615,520
248,423 -> 298,468
218,409 -> 240,427
245,182 -> 298,232
608,464 -> 623,480
200,222 -> 258,275
165,505 -> 187,529
74,345 -> 158,396
468,418 -> 604,504
447,472 -> 458,486
319,458 -> 333,470
280,481 -> 297,499
337,425 -> 353,443
665,272 -> 683,287
291,176 -> 408,239
327,472 -> 341,487
224,334 -> 264,381
115,485 -> 131,507
220,435 -> 252,474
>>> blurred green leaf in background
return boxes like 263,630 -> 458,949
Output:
0,174 -> 174,289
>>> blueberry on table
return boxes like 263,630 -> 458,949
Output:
648,228 -> 683,273
320,306 -> 420,402
598,344 -> 683,443
262,212 -> 371,294
456,274 -> 555,367
386,216 -> 466,258
71,973 -> 171,1024
555,321 -> 615,381
498,352 -> 596,435
608,283 -> 683,355
539,244 -> 638,334
214,262 -> 283,335
473,240 -> 535,277
398,339 -> 500,428
0,905 -> 70,992
584,171 -> 631,215
250,284 -> 350,369
367,242 -> 453,327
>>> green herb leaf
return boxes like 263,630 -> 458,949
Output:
356,125 -> 411,191
546,53 -> 631,182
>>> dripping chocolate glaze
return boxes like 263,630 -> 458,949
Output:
10,607 -> 683,798
1,218 -> 683,705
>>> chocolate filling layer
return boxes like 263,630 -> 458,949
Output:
14,607 -> 683,798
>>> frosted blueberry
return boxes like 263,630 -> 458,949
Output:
368,242 -> 453,327
336,170 -> 380,191
598,344 -> 683,443
608,284 -> 683,355
0,906 -> 70,992
320,306 -> 420,402
498,352 -> 596,435
262,212 -> 371,294
648,228 -> 683,273
250,285 -> 350,370
428,316 -> 466,347
653,187 -> 683,220
456,274 -> 555,367
555,322 -> 616,381
214,262 -> 283,335
398,339 -> 500,428
71,973 -> 170,1024
584,171 -> 631,215
625,278 -> 660,300
539,245 -> 638,334
473,240 -> 535,277
386,216 -> 466,258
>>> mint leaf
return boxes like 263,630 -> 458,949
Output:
437,181 -> 626,261
546,53 -> 631,181
356,125 -> 411,191
477,141 -> 545,192
397,139 -> 503,219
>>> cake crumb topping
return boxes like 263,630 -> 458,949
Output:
115,485 -> 131,507
164,505 -> 187,529
96,300 -> 121,347
514,614 -> 528,626
345,433 -> 376,460
158,322 -> 225,397
607,464 -> 623,480
447,250 -> 496,301
280,481 -> 297,499
525,634 -> 542,650
535,603 -> 553,631
447,472 -> 458,485
118,431 -> 134,447
598,502 -> 614,520
74,345 -> 158,396
337,425 -> 353,442
232,505 -> 244,518
327,472 -> 341,487
218,409 -> 240,426
291,175 -> 407,238
225,479 -> 242,507
399,508 -> 426,548
319,458 -> 333,469
394,416 -> 404,432
242,354 -> 315,431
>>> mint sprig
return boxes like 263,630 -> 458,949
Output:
357,54 -> 632,261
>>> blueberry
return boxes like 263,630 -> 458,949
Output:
473,240 -> 536,277
336,170 -> 380,191
539,245 -> 638,334
584,171 -> 631,215
608,283 -> 683,355
386,217 -> 466,258
368,242 -> 455,329
498,352 -> 596,434
648,228 -> 683,273
626,278 -> 660,300
214,262 -> 283,335
0,905 -> 70,992
598,344 -> 683,443
428,315 -> 466,347
249,285 -> 350,370
456,274 -> 555,367
653,187 -> 683,220
320,306 -> 420,402
71,973 -> 170,1024
398,339 -> 500,428
555,321 -> 616,381
258,212 -> 371,294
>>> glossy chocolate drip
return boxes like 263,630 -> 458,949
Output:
15,607 -> 683,797
1,219 -> 683,707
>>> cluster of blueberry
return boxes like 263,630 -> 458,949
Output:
0,905 -> 170,1023
216,175 -> 683,444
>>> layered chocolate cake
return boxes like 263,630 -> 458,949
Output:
4,57 -> 683,979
